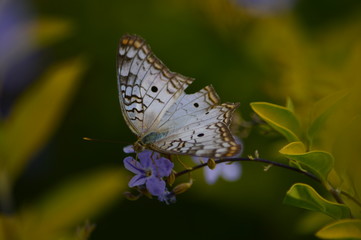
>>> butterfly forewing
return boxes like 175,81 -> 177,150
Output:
117,34 -> 241,158
118,35 -> 194,135
157,85 -> 220,131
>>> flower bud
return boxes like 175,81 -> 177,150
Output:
172,181 -> 192,195
254,150 -> 259,158
207,158 -> 216,170
123,191 -> 140,201
167,171 -> 176,186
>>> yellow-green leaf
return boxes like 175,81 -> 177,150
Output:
57,220 -> 96,240
284,183 -> 351,220
286,97 -> 295,112
2,57 -> 86,181
33,18 -> 73,46
307,90 -> 348,149
280,142 -> 334,181
316,219 -> 361,240
250,102 -> 301,142
0,215 -> 20,240
20,168 -> 126,240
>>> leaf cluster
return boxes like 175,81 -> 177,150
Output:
251,99 -> 361,239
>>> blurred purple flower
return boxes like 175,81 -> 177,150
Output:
158,190 -> 176,204
192,157 -> 242,185
123,149 -> 174,197
0,0 -> 44,118
123,145 -> 135,154
193,137 -> 243,185
236,0 -> 297,15
204,162 -> 242,185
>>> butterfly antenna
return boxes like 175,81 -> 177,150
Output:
83,137 -> 130,145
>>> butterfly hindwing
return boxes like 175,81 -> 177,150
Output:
151,101 -> 241,158
151,122 -> 240,158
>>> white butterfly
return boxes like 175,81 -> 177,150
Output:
117,34 -> 241,158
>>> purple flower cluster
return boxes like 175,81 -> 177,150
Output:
123,146 -> 175,203
123,136 -> 243,203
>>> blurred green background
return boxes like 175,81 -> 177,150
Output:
1,0 -> 361,239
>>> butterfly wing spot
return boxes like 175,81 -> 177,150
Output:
147,55 -> 156,64
121,37 -> 129,45
142,44 -> 150,55
194,103 -> 199,108
197,133 -> 204,137
153,60 -> 164,70
162,68 -> 174,79
151,86 -> 158,92
133,39 -> 143,49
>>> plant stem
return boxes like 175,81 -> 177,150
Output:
0,171 -> 13,214
329,187 -> 345,204
175,157 -> 322,183
341,191 -> 361,208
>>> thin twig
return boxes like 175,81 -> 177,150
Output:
175,157 -> 322,184
341,191 -> 361,208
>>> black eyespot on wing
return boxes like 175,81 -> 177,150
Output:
197,133 -> 204,137
151,86 -> 158,92
194,103 -> 199,108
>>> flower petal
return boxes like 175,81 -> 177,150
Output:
146,176 -> 166,196
191,156 -> 206,164
204,165 -> 223,185
128,174 -> 147,187
221,162 -> 242,181
138,150 -> 154,168
158,190 -> 176,204
123,157 -> 145,175
123,145 -> 135,153
152,157 -> 174,177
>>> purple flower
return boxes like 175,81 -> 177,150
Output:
236,0 -> 296,15
158,190 -> 176,205
0,0 -> 44,118
204,162 -> 242,184
123,149 -> 174,197
123,145 -> 135,154
192,157 -> 242,185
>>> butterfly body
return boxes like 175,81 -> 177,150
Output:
118,34 -> 241,158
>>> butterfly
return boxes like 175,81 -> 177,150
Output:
117,34 -> 241,158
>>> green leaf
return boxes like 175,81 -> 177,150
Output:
33,18 -> 73,46
316,219 -> 361,240
286,97 -> 295,112
0,215 -> 20,240
307,90 -> 348,149
2,57 -> 86,182
59,220 -> 96,240
295,211 -> 334,235
279,142 -> 334,181
21,168 -> 126,240
250,102 -> 301,142
284,183 -> 351,220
